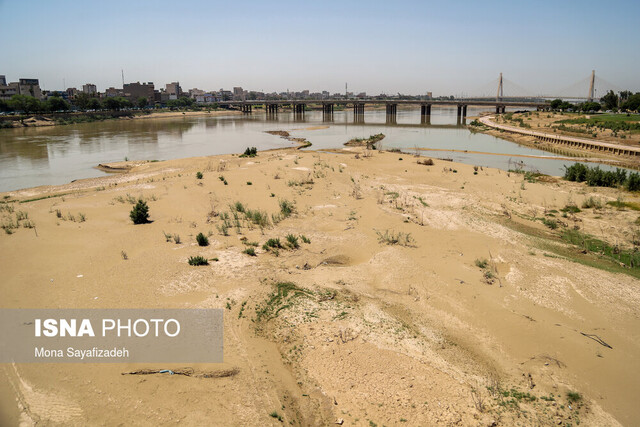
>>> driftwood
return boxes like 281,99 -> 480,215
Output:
580,333 -> 613,349
121,367 -> 239,378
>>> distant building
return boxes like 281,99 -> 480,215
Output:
233,86 -> 245,101
66,88 -> 78,98
104,87 -> 124,98
426,92 -> 433,99
123,82 -> 155,103
0,75 -> 6,86
82,83 -> 97,95
188,88 -> 205,98
218,89 -> 233,101
165,82 -> 181,99
18,78 -> 42,99
0,81 -> 19,100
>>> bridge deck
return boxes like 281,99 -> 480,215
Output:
218,99 -> 547,108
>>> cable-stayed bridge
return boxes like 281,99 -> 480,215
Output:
466,70 -> 622,101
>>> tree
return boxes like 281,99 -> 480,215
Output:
87,98 -> 102,110
129,200 -> 150,224
0,99 -> 12,112
621,93 -> 640,112
580,102 -> 601,112
47,96 -> 70,112
74,92 -> 92,110
137,97 -> 149,108
550,99 -> 563,110
600,90 -> 618,110
9,95 -> 44,113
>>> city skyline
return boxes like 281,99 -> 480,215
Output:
1,0 -> 639,96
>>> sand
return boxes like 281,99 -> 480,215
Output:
1,147 -> 639,426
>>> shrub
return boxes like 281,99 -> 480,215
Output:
566,391 -> 582,403
243,247 -> 256,256
196,232 -> 209,246
232,201 -> 245,213
279,199 -> 294,218
475,258 -> 488,269
300,235 -> 311,244
246,181 -> 252,185
196,171 -> 203,179
245,209 -> 270,228
262,238 -> 283,251
129,200 -> 150,224
560,205 -> 581,213
240,147 -> 257,157
582,197 -> 602,209
286,234 -> 299,249
188,255 -> 209,266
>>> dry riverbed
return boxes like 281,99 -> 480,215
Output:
1,147 -> 639,426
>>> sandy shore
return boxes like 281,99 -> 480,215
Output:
1,147 -> 639,425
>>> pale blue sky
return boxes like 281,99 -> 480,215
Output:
1,0 -> 638,96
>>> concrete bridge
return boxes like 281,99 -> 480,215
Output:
222,99 -> 549,122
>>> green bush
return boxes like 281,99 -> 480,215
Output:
262,238 -> 283,251
196,232 -> 209,246
188,256 -> 209,266
240,147 -> 257,157
196,171 -> 203,179
286,234 -> 299,249
129,200 -> 150,224
243,247 -> 256,256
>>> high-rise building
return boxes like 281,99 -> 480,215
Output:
0,75 -> 6,86
82,84 -> 97,95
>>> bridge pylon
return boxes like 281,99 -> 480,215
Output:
496,72 -> 503,102
587,70 -> 595,102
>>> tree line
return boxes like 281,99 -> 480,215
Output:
550,90 -> 640,113
0,92 -> 197,114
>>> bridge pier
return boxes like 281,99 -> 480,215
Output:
495,106 -> 506,114
420,104 -> 431,124
241,104 -> 252,114
293,103 -> 306,121
266,103 -> 278,116
385,103 -> 397,118
322,103 -> 334,121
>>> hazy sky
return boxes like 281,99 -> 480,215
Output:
1,0 -> 638,97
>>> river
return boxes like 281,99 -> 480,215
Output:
0,107 -> 621,192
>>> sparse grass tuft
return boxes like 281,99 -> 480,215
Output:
375,229 -> 415,247
475,258 -> 489,269
582,196 -> 603,209
243,247 -> 257,256
300,235 -> 311,244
